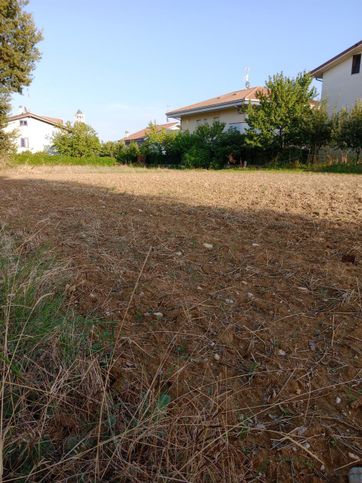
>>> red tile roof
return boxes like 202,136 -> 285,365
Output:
123,122 -> 179,142
166,86 -> 268,117
7,111 -> 64,127
311,40 -> 362,78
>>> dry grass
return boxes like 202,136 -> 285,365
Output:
0,166 -> 361,482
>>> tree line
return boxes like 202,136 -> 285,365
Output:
52,72 -> 362,168
0,2 -> 361,167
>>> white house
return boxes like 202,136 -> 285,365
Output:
311,40 -> 362,115
5,108 -> 64,153
166,86 -> 267,133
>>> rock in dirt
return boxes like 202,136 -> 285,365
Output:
341,253 -> 357,264
349,467 -> 362,483
203,243 -> 213,249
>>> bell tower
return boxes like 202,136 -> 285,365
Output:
74,109 -> 85,124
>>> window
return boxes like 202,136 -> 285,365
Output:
351,54 -> 361,74
228,122 -> 247,134
20,120 -> 28,126
20,138 -> 29,148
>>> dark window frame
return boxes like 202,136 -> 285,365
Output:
351,54 -> 361,74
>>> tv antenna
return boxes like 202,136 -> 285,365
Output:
243,67 -> 251,89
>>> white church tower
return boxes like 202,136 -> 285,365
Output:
74,109 -> 85,124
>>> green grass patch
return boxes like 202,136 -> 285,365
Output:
11,151 -> 118,166
307,162 -> 362,174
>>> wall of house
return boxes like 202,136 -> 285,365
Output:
321,52 -> 362,114
179,107 -> 248,133
4,117 -> 62,153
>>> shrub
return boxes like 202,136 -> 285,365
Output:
11,152 -> 116,166
333,101 -> 362,162
116,141 -> 141,164
52,122 -> 101,158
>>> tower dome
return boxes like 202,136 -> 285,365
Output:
74,109 -> 85,124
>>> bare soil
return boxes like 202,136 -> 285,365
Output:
0,166 -> 361,481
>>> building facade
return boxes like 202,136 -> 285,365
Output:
311,40 -> 362,115
5,109 -> 64,153
166,86 -> 267,133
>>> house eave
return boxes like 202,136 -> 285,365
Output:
166,99 -> 259,119
310,40 -> 362,78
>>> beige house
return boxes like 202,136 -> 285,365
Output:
311,40 -> 362,115
166,86 -> 267,133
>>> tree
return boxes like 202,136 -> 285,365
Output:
100,140 -> 123,158
140,122 -> 183,165
0,0 -> 42,153
0,0 -> 42,94
245,72 -> 317,159
52,122 -> 101,158
301,103 -> 332,162
333,101 -> 362,162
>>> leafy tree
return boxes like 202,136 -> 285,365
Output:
301,103 -> 332,162
52,122 -> 101,158
0,93 -> 16,155
333,101 -> 362,162
184,121 -> 227,168
100,140 -> 124,158
115,141 -> 141,164
0,0 -> 42,154
140,122 -> 184,165
245,72 -> 317,159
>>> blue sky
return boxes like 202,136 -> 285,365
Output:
12,0 -> 362,141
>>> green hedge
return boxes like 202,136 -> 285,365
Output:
12,152 -> 117,166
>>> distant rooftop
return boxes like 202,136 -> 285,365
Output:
166,86 -> 268,118
123,122 -> 179,142
7,111 -> 63,127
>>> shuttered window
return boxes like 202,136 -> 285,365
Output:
351,54 -> 361,74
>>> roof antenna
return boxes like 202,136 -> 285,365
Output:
243,67 -> 251,89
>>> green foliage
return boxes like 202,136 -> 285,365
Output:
140,123 -> 182,165
333,101 -> 362,161
307,162 -> 362,174
0,0 -> 42,94
12,151 -> 116,166
100,140 -> 125,158
0,92 -> 16,155
52,122 -> 101,158
0,0 -> 42,154
116,141 -> 141,164
245,72 -> 317,157
301,103 -> 333,160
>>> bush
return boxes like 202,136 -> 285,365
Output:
333,101 -> 362,162
116,141 -> 141,164
52,122 -> 101,157
11,152 -> 117,166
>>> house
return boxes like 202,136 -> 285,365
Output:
166,86 -> 267,133
122,122 -> 180,144
311,40 -> 362,115
5,108 -> 64,153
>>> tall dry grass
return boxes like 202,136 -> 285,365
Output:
0,229 -> 247,482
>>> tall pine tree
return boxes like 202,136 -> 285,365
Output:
0,0 -> 42,153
